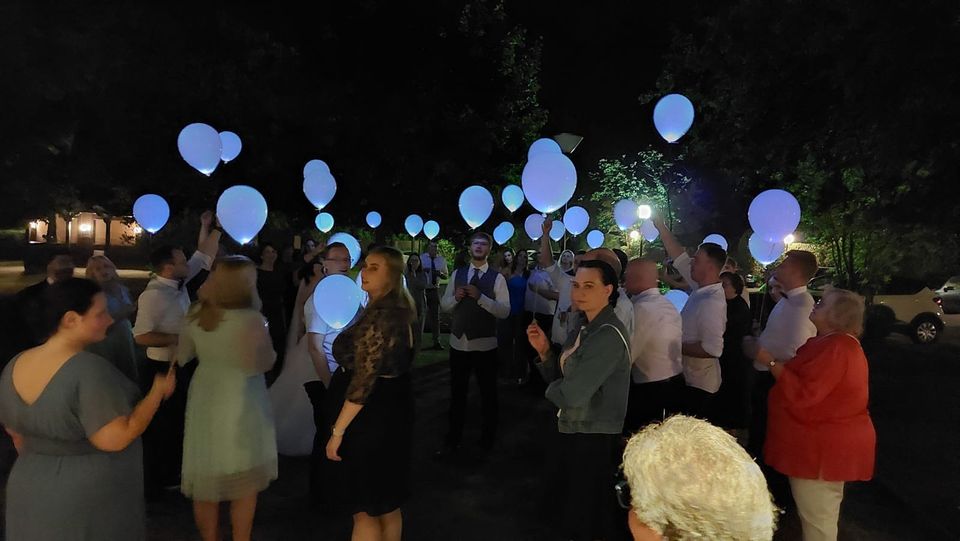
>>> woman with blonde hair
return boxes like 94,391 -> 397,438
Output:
758,288 -> 876,541
177,256 -> 278,541
320,246 -> 417,541
85,254 -> 139,382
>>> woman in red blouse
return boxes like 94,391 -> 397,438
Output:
757,288 -> 876,541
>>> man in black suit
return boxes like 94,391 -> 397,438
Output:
9,248 -> 75,355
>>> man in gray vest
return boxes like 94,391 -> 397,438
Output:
437,231 -> 510,455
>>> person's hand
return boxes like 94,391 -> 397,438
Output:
463,285 -> 481,299
326,433 -> 343,461
652,216 -> 667,232
153,365 -> 177,400
454,287 -> 467,301
541,217 -> 553,238
200,210 -> 214,228
755,347 -> 774,367
526,321 -> 550,359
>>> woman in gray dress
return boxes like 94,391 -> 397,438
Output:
0,278 -> 175,541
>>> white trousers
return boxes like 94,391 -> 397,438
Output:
789,477 -> 845,541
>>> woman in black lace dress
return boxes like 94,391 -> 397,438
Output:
320,246 -> 416,540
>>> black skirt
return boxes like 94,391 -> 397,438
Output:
317,368 -> 413,517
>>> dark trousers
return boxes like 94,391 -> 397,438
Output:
747,370 -> 794,507
623,374 -> 685,435
140,358 -> 194,493
424,288 -> 441,346
446,347 -> 499,447
682,385 -> 716,421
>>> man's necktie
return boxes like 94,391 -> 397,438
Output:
470,268 -> 481,286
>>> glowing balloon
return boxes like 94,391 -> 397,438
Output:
218,131 -> 242,163
313,274 -> 363,329
327,232 -> 361,268
458,186 -> 494,229
404,214 -> 424,237
521,153 -> 577,214
549,221 -> 565,241
614,199 -> 639,230
132,194 -> 170,234
366,211 -> 382,228
586,230 -> 605,249
501,184 -> 525,213
527,138 -> 562,161
216,185 -> 267,245
315,212 -> 334,233
177,123 -> 222,176
640,219 -> 659,242
749,232 -> 786,265
702,234 -> 728,251
423,220 -> 440,240
664,289 -> 689,312
493,222 -> 515,245
748,189 -> 801,242
653,94 -> 695,143
303,159 -> 330,178
524,214 -> 545,241
303,170 -> 337,210
637,205 -> 652,220
563,206 -> 589,236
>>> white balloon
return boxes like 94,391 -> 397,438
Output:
562,206 -> 590,236
524,214 -> 545,241
315,212 -> 334,233
132,194 -> 170,234
527,138 -> 562,161
701,233 -> 728,251
218,131 -> 241,163
637,205 -> 652,220
748,189 -> 801,242
303,159 -> 330,178
501,184 -> 525,213
405,214 -> 424,237
549,220 -> 565,241
521,153 -> 577,214
216,185 -> 268,245
749,232 -> 786,265
586,230 -> 605,249
493,222 -> 515,245
178,123 -> 222,176
313,274 -> 363,329
303,170 -> 337,210
366,211 -> 382,228
458,186 -> 494,229
423,220 -> 440,240
640,219 -> 659,242
613,199 -> 639,230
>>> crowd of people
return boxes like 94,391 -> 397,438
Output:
0,210 -> 877,541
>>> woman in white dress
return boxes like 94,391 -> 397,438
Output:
267,255 -> 323,456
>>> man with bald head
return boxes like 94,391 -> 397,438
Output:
622,259 -> 684,433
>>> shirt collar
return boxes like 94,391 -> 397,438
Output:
632,287 -> 662,300
154,275 -> 181,290
784,285 -> 808,299
469,262 -> 490,274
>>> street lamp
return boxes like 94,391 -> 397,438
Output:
637,205 -> 652,220
783,234 -> 796,245
629,230 -> 641,241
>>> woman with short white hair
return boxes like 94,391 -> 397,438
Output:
620,415 -> 778,540
757,288 -> 876,541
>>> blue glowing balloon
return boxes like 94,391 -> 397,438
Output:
303,159 -> 330,178
524,214 -> 544,241
614,199 -> 638,230
404,214 -> 424,237
366,211 -> 382,228
640,219 -> 659,242
501,184 -> 525,213
562,206 -> 589,236
664,289 -> 689,312
423,220 -> 440,240
521,153 -> 577,214
653,94 -> 695,143
549,220 -> 566,241
315,212 -> 334,233
458,186 -> 494,229
327,232 -> 361,268
493,221 -> 515,245
749,232 -> 786,266
303,169 -> 337,210
216,185 -> 268,245
586,229 -> 605,249
219,131 -> 242,163
748,189 -> 801,242
527,138 -> 562,161
132,194 -> 170,234
701,234 -> 728,251
313,274 -> 363,330
177,123 -> 222,176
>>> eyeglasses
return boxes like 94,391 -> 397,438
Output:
614,478 -> 631,510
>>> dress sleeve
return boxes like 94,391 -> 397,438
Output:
344,307 -> 408,404
76,354 -> 138,438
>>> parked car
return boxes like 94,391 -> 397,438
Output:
934,275 -> 960,314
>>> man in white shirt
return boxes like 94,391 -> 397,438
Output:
305,242 -> 358,387
744,250 -> 818,459
622,259 -> 684,433
421,241 -> 448,350
133,211 -> 220,493
654,218 -> 728,419
438,232 -> 510,455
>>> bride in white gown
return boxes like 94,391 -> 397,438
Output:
268,267 -> 321,456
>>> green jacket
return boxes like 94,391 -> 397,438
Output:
536,305 -> 631,434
